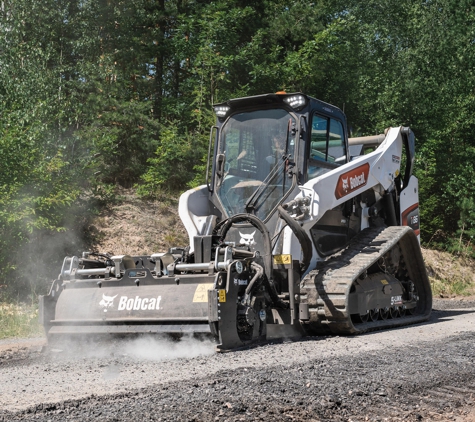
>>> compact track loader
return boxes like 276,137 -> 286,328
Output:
39,92 -> 432,350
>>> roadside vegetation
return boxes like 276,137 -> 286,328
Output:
424,249 -> 475,298
1,0 -> 475,328
0,303 -> 43,339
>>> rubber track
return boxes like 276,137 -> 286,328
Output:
300,226 -> 432,335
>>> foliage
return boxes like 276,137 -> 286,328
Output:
136,122 -> 202,195
430,278 -> 475,298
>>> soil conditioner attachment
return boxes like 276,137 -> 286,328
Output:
40,92 -> 432,350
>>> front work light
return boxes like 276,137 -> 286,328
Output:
214,105 -> 230,118
283,95 -> 307,110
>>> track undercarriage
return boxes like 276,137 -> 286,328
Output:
300,226 -> 432,335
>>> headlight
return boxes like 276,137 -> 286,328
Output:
214,105 -> 230,118
283,95 -> 307,110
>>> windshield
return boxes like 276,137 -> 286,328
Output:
216,108 -> 296,221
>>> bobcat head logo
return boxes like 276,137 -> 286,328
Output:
99,294 -> 117,312
239,231 -> 256,246
342,177 -> 349,192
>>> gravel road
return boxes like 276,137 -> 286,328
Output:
1,298 -> 474,421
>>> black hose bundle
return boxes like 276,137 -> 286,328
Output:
213,213 -> 287,308
277,205 -> 313,273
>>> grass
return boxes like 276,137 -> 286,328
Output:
163,232 -> 188,249
423,248 -> 475,298
0,302 -> 44,339
430,278 -> 475,298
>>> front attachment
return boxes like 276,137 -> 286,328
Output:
39,233 -> 276,351
208,260 -> 268,351
39,212 -> 304,351
41,269 -> 218,339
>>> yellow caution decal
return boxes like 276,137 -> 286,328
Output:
218,289 -> 226,303
192,283 -> 214,303
381,279 -> 389,285
273,254 -> 291,265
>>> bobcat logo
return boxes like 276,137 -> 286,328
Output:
342,177 -> 349,192
239,231 -> 256,246
335,163 -> 370,200
99,294 -> 117,312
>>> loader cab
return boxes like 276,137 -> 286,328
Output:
211,95 -> 301,224
211,93 -> 349,218
209,93 -> 351,252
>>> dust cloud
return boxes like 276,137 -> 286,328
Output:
50,334 -> 216,363
121,335 -> 216,361
12,223 -> 87,300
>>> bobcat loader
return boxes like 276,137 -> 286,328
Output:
39,92 -> 432,350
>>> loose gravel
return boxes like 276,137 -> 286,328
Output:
0,299 -> 474,421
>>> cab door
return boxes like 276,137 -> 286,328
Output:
306,112 -> 354,256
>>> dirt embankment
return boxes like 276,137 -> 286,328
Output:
422,248 -> 475,297
86,189 -> 188,257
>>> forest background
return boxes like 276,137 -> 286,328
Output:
1,0 -> 475,302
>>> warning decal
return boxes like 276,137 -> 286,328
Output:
193,284 -> 214,303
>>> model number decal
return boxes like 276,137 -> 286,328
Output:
391,295 -> 403,306
401,203 -> 420,236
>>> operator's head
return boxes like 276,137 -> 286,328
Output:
273,135 -> 285,153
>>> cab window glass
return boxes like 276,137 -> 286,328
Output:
217,109 -> 296,220
308,113 -> 346,180
310,115 -> 328,161
328,119 -> 345,160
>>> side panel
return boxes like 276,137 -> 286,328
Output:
179,185 -> 217,252
303,127 -> 403,222
400,175 -> 420,240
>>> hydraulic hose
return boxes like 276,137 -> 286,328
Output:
277,205 -> 313,273
242,262 -> 263,306
213,213 -> 272,276
213,213 -> 288,308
